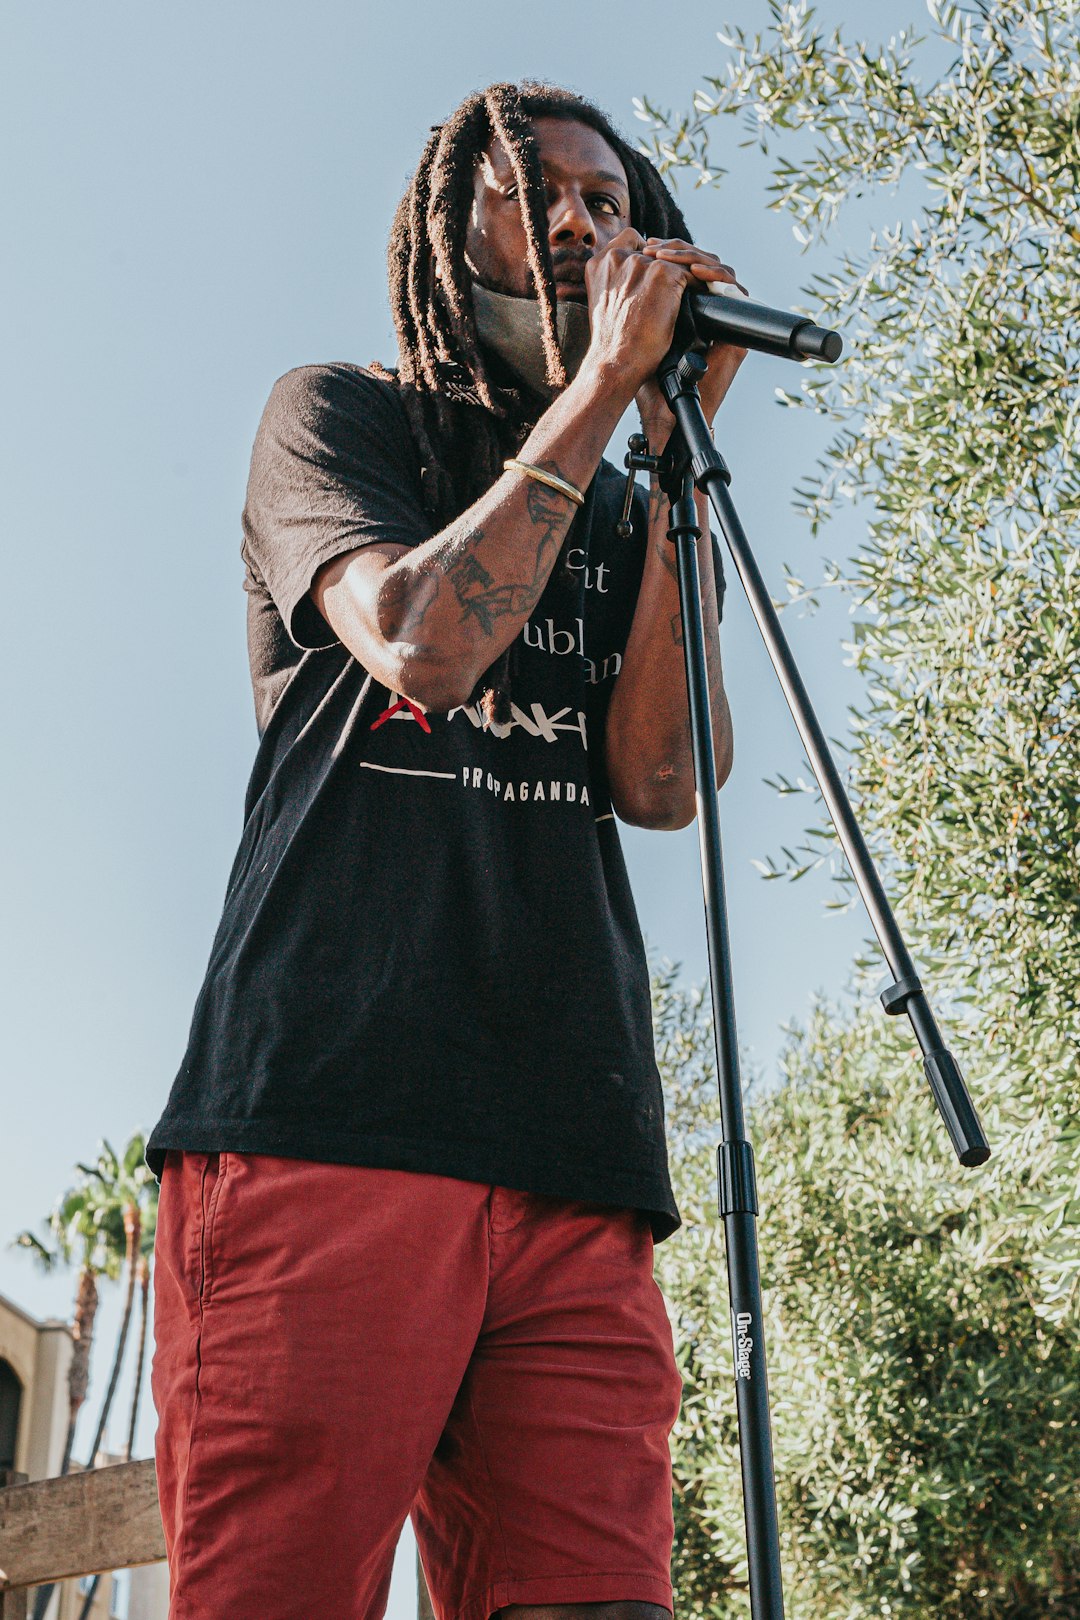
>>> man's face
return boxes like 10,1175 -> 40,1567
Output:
464,116 -> 631,304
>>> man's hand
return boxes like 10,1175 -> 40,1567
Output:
634,238 -> 748,440
580,228 -> 748,446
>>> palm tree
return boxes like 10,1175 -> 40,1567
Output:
70,1138 -> 156,1620
12,1183 -> 119,1472
14,1173 -> 121,1620
77,1136 -> 155,1470
124,1199 -> 157,1461
12,1133 -> 156,1620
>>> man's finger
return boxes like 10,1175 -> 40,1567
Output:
603,225 -> 647,254
692,264 -> 750,298
642,241 -> 726,264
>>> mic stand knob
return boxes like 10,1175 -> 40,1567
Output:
615,432 -> 663,538
674,348 -> 708,390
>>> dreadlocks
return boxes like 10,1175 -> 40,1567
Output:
374,81 -> 692,724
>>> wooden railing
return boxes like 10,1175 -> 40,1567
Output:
0,1462 -> 163,1618
0,1463 -> 435,1619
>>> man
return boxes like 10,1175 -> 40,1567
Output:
147,81 -> 742,1620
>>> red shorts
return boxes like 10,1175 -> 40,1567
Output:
151,1152 -> 683,1620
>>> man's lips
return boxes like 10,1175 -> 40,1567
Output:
554,264 -> 589,301
553,252 -> 590,284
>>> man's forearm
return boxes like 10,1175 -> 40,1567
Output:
604,477 -> 732,828
373,360 -> 634,708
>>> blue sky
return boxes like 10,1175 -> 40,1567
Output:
2,2 -> 930,1612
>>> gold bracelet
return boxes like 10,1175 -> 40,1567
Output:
503,459 -> 585,508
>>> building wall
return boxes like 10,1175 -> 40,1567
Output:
129,1563 -> 170,1620
0,1291 -> 71,1479
62,1565 -> 163,1620
0,1294 -> 168,1620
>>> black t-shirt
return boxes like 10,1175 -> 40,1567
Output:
147,362 -> 720,1242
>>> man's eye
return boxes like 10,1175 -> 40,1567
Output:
591,196 -> 622,216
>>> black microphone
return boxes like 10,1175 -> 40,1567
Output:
685,288 -> 843,363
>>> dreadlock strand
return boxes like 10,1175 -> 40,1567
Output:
405,146 -> 441,390
483,86 -> 566,392
478,648 -> 513,728
386,198 -> 421,387
630,149 -> 691,239
425,100 -> 504,411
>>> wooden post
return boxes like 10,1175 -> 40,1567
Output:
0,1472 -> 28,1620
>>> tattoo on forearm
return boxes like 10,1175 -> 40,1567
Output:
445,547 -> 496,629
445,543 -> 533,637
525,472 -> 570,545
670,611 -> 684,647
436,463 -> 577,638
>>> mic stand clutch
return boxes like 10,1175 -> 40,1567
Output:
628,340 -> 990,1620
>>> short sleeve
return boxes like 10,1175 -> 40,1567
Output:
241,363 -> 433,649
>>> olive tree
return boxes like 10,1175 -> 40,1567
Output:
642,2 -> 1080,1613
654,970 -> 1079,1618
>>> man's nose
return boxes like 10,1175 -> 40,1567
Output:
548,190 -> 595,247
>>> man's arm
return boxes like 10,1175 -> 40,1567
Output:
604,476 -> 732,830
311,359 -> 633,713
600,236 -> 745,829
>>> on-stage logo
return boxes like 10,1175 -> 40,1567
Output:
731,1310 -> 753,1380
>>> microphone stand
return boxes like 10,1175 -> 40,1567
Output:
628,331 -> 990,1619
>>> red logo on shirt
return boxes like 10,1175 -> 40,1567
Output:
370,697 -> 432,733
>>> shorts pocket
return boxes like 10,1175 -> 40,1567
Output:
197,1151 -> 229,1311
